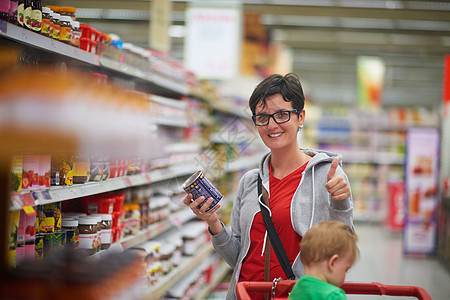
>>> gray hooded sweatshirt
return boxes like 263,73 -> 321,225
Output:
210,148 -> 354,300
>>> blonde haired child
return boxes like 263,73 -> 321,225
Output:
289,220 -> 359,299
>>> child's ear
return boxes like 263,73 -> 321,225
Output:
327,254 -> 339,270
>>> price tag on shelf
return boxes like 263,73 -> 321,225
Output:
145,173 -> 152,183
124,177 -> 132,187
41,190 -> 52,201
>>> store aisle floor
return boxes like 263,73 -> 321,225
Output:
346,222 -> 450,300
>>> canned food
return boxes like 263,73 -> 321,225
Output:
182,171 -> 223,212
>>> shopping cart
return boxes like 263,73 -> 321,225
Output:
236,280 -> 432,300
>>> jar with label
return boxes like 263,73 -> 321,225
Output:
40,6 -> 51,36
70,20 -> 80,47
17,0 -> 25,27
59,6 -> 75,20
77,217 -> 97,256
159,243 -> 175,275
90,215 -> 102,252
22,0 -> 31,29
73,153 -> 90,184
29,0 -> 41,32
62,218 -> 79,249
9,0 -> 18,25
91,214 -> 112,250
51,12 -> 60,40
59,15 -> 71,44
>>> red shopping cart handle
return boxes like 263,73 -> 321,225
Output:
236,281 -> 432,300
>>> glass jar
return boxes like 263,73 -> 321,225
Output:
77,217 -> 97,256
58,15 -> 71,44
40,6 -> 51,37
70,20 -> 80,48
61,218 -> 79,249
91,213 -> 112,250
51,12 -> 60,40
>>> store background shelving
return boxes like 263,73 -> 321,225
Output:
0,16 -> 266,299
302,104 -> 440,222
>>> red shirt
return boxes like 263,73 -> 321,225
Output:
239,162 -> 307,299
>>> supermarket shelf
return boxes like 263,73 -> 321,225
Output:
9,165 -> 199,211
211,102 -> 251,119
0,21 -> 99,66
225,154 -> 261,173
341,151 -> 405,165
143,243 -> 214,300
197,260 -> 232,300
152,115 -> 190,128
95,208 -> 195,256
100,57 -> 190,97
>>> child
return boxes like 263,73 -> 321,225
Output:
288,220 -> 359,299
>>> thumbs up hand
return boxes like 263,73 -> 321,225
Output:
325,157 -> 351,200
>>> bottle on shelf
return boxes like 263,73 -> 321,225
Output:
17,0 -> 25,27
9,0 -> 18,24
29,0 -> 41,32
40,6 -> 50,36
22,0 -> 31,29
0,0 -> 10,21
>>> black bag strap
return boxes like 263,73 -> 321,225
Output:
258,174 -> 296,280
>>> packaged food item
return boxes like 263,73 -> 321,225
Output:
38,203 -> 54,233
34,234 -> 44,260
17,0 -> 25,27
182,170 -> 223,212
51,12 -> 60,40
70,20 -> 80,47
24,240 -> 35,261
59,15 -> 71,44
40,6 -> 51,36
22,0 -> 31,29
10,155 -> 22,192
22,154 -> 39,190
9,0 -> 18,24
78,217 -> 98,255
73,153 -> 90,184
29,0 -> 41,32
23,210 -> 36,241
62,218 -> 79,249
50,153 -> 73,186
8,211 -> 20,268
91,213 -> 112,250
43,233 -> 54,258
38,154 -> 50,189
83,195 -> 115,214
54,232 -> 65,250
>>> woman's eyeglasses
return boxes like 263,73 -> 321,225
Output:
252,109 -> 299,126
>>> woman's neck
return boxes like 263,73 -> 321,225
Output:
270,146 -> 309,179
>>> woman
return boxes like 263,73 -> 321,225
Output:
183,73 -> 353,299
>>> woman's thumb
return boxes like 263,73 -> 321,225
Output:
327,157 -> 339,181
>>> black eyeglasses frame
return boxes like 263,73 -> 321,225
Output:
252,109 -> 300,126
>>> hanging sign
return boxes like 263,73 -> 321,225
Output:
357,56 -> 385,110
184,6 -> 241,79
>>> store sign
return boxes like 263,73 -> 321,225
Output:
184,6 -> 241,79
356,56 -> 385,110
404,128 -> 440,255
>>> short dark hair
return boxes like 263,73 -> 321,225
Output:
249,73 -> 305,115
